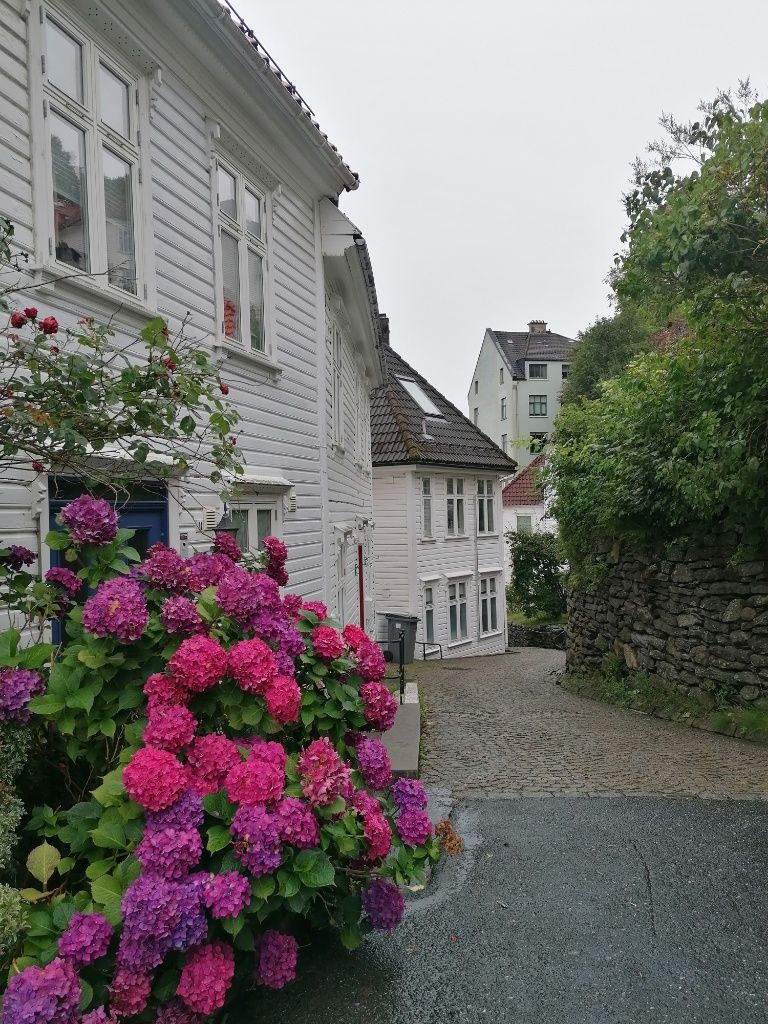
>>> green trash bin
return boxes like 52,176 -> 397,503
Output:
383,612 -> 419,664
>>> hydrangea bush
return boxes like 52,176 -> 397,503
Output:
4,497 -> 439,1020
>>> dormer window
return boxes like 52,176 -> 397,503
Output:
396,377 -> 442,417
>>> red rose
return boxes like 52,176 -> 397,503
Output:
40,316 -> 58,335
9,312 -> 26,328
49,345 -> 60,354
162,356 -> 177,371
219,382 -> 229,395
32,461 -> 44,472
230,435 -> 237,445
23,307 -> 38,319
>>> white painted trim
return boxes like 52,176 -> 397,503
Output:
313,200 -> 330,603
447,637 -> 473,650
445,569 -> 473,579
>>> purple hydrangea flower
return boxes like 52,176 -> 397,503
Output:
255,930 -> 298,989
44,567 -> 81,597
160,595 -> 205,637
213,532 -> 241,562
230,804 -> 282,877
0,667 -> 44,723
392,777 -> 429,813
154,998 -> 204,1024
135,827 -> 203,880
396,809 -> 433,847
59,496 -> 118,545
142,543 -> 186,591
274,797 -> 320,849
118,876 -> 206,972
57,911 -> 112,967
82,577 -> 149,642
201,871 -> 252,918
2,956 -> 80,1024
216,567 -> 283,633
361,877 -> 405,932
356,737 -> 392,791
2,544 -> 36,571
146,789 -> 203,833
81,1007 -> 113,1024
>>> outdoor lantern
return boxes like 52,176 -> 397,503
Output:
214,506 -> 239,540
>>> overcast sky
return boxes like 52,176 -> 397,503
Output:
239,0 -> 768,410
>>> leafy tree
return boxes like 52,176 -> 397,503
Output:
560,307 -> 652,405
506,530 -> 566,620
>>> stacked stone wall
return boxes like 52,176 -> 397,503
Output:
567,527 -> 768,707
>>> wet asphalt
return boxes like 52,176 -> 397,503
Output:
242,797 -> 768,1024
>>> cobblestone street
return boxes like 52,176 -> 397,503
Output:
417,649 -> 768,799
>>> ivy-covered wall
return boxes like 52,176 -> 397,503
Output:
567,526 -> 768,706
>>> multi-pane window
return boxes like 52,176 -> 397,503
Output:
516,514 -> 533,534
477,479 -> 495,533
530,431 -> 548,453
229,504 -> 277,553
499,367 -> 504,384
500,397 -> 507,420
421,478 -> 433,539
529,363 -> 548,379
217,161 -> 268,353
446,478 -> 465,536
473,407 -> 479,426
529,395 -> 547,416
355,380 -> 370,466
562,363 -> 570,379
424,585 -> 435,644
43,11 -> 140,294
500,433 -> 507,452
479,576 -> 499,635
448,580 -> 469,642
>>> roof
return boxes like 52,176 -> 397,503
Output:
372,346 -> 517,472
490,328 -> 577,379
502,454 -> 545,507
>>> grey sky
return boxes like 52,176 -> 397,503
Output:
240,0 -> 768,410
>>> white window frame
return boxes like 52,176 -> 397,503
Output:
448,578 -> 470,643
354,376 -> 370,470
421,477 -> 433,540
228,498 -> 282,555
499,366 -> 504,384
500,433 -> 507,452
446,477 -> 465,537
473,407 -> 479,426
477,479 -> 496,535
330,315 -> 344,449
479,575 -> 501,636
529,363 -> 548,379
529,395 -> 548,417
516,514 -> 533,534
423,584 -> 435,645
215,157 -> 272,359
500,397 -> 507,421
562,363 -> 570,379
38,4 -> 149,302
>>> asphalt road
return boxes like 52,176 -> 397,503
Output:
242,797 -> 768,1024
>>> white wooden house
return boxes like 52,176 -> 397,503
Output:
501,454 -> 554,582
0,0 -> 383,628
371,337 -> 517,659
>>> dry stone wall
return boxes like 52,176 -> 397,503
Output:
567,527 -> 768,707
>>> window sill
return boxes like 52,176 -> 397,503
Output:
420,537 -> 437,544
33,264 -> 157,323
445,534 -> 469,541
447,637 -> 473,649
214,343 -> 281,377
479,629 -> 504,640
477,532 -> 500,539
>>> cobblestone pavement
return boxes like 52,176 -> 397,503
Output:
416,649 -> 768,798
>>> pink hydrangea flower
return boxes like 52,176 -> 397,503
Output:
135,827 -> 203,880
342,622 -> 369,650
213,531 -> 241,562
44,566 -> 81,597
312,625 -> 345,662
262,535 -> 288,586
142,543 -> 185,590
160,596 -> 205,637
82,577 -> 149,643
60,495 -> 117,545
356,737 -> 392,790
356,640 -> 387,683
225,744 -> 285,806
360,681 -> 398,731
301,600 -> 327,620
264,675 -> 301,724
274,797 -> 320,849
183,552 -> 234,592
186,733 -> 241,796
58,912 -> 112,967
143,672 -> 189,711
177,941 -> 234,1015
123,747 -> 188,812
201,872 -> 252,919
227,638 -> 277,695
298,737 -> 352,807
255,930 -> 298,990
168,636 -> 227,693
143,704 -> 197,753
109,969 -> 152,1017
353,790 -> 392,861
396,809 -> 433,847
282,592 -> 303,618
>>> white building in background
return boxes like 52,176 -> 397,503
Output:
468,321 -> 577,470
371,337 -> 516,659
0,0 -> 384,629
501,454 -> 554,582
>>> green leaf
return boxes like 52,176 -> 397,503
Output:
45,530 -> 70,551
251,875 -> 276,900
20,888 -> 46,903
99,719 -> 116,738
78,648 -> 108,670
117,687 -> 144,710
293,849 -> 335,888
206,825 -> 230,853
340,923 -> 363,950
92,768 -> 125,806
0,627 -> 21,660
90,872 -> 123,907
18,643 -> 55,669
58,857 -> 74,874
85,859 -> 114,880
90,818 -> 127,850
28,693 -> 65,716
26,842 -> 61,885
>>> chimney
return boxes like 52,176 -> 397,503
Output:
379,314 -> 390,347
528,320 -> 547,335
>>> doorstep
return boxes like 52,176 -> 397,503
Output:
381,682 -> 421,778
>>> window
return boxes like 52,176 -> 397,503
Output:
530,431 -> 548,453
473,407 -> 479,426
355,380 -> 370,467
499,367 -> 504,385
477,479 -> 495,533
500,397 -> 507,420
500,433 -> 507,452
448,580 -> 469,642
421,478 -> 433,539
516,514 -> 533,534
229,503 -> 279,553
562,363 -> 570,379
216,161 -> 268,353
446,478 -> 465,536
328,314 -> 344,446
479,576 -> 500,635
474,380 -> 478,394
424,586 -> 435,644
529,395 -> 547,417
43,11 -> 141,294
529,363 -> 547,379
396,378 -> 442,417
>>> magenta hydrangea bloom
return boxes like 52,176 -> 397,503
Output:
356,737 -> 392,790
160,596 -> 205,637
360,681 -> 398,731
342,622 -> 368,651
59,495 -> 117,545
230,804 -> 282,876
123,746 -> 188,812
2,544 -> 36,571
136,827 -> 203,880
201,871 -> 252,919
301,600 -> 327,620
146,789 -> 203,833
213,531 -> 241,562
264,674 -> 301,724
392,777 -> 429,813
81,1007 -> 115,1024
216,567 -> 282,632
225,745 -> 285,806
186,733 -> 241,796
0,667 -> 44,723
109,969 -> 152,1017
274,797 -> 320,849
353,790 -> 392,861
142,543 -> 185,590
356,640 -> 387,683
143,704 -> 197,754
183,551 -> 234,592
361,877 -> 405,932
298,737 -> 352,807
168,635 -> 227,693
262,535 -> 288,586
58,911 -> 112,967
177,941 -> 235,1015
143,672 -> 189,711
227,638 -> 277,695
311,625 -> 344,662
255,930 -> 298,990
282,592 -> 303,618
154,998 -> 203,1024
396,809 -> 433,847
82,577 -> 149,643
44,566 -> 81,597
2,957 -> 80,1024
118,876 -> 206,972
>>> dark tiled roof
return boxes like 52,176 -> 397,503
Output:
371,347 -> 517,472
502,454 -> 545,507
491,329 -> 577,379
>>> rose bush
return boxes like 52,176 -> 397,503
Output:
3,497 -> 439,1020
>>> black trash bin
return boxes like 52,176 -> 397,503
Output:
383,612 -> 419,664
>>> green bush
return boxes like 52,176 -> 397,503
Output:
0,725 -> 31,879
0,884 -> 27,971
506,530 -> 567,620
